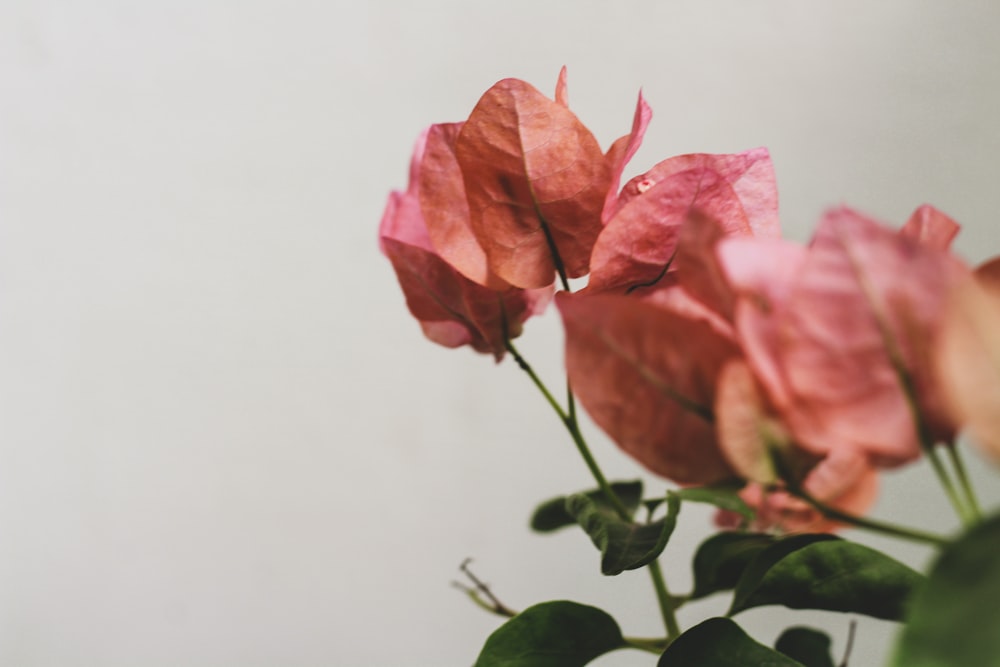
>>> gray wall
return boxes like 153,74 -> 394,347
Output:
2,2 -> 999,665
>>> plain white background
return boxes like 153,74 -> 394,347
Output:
2,2 -> 999,665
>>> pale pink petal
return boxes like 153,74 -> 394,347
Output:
717,236 -> 808,411
938,270 -> 1000,460
456,78 -> 609,288
588,168 -> 749,294
601,91 -> 653,223
777,207 -> 966,463
554,65 -> 569,107
557,292 -> 739,484
715,360 -> 782,484
900,204 -> 960,250
607,148 -> 780,237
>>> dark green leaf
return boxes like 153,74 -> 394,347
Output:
891,511 -> 1000,667
730,536 -> 922,620
672,483 -> 754,523
567,492 -> 680,575
775,627 -> 835,667
530,481 -> 643,532
658,617 -> 805,666
730,533 -> 837,609
474,600 -> 625,667
690,532 -> 776,599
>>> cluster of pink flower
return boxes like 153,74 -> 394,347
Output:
379,70 -> 1000,533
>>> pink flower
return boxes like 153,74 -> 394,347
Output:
937,256 -> 1000,462
718,205 -> 967,468
379,129 -> 549,361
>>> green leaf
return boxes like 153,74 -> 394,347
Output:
891,511 -> 1000,667
658,617 -> 805,666
775,627 -> 835,667
672,483 -> 755,523
730,535 -> 923,620
474,600 -> 625,667
530,481 -> 643,532
567,491 -> 680,575
690,532 -> 776,599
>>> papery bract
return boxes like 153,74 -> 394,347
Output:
602,91 -> 653,223
937,257 -> 1000,461
717,455 -> 878,535
588,149 -> 779,295
900,204 -> 961,250
719,207 -> 967,467
557,291 -> 739,484
380,129 -> 548,360
714,359 -> 879,534
419,122 -> 509,291
455,76 -> 611,288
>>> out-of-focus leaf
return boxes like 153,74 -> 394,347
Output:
474,600 -> 624,667
673,484 -> 753,522
657,617 -> 805,666
530,481 -> 643,533
690,532 -> 775,600
775,627 -> 835,667
567,492 -> 680,575
730,536 -> 922,620
891,512 -> 1000,667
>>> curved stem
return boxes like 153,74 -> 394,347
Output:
647,561 -> 681,641
504,339 -> 682,637
793,488 -> 949,547
623,636 -> 668,654
945,443 -> 982,521
925,444 -> 974,526
505,340 -> 631,519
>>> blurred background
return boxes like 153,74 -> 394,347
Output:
2,1 -> 1000,665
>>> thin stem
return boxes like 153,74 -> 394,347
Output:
794,488 -> 949,548
504,340 -> 567,427
623,636 -> 668,654
925,444 -> 974,526
505,340 -> 631,520
945,443 -> 982,520
647,561 -> 681,640
505,338 -> 683,638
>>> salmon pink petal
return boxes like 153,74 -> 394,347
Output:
900,204 -> 961,250
602,91 -> 653,223
419,123 -> 510,290
777,207 -> 966,463
588,168 -> 749,294
554,65 -> 569,107
557,291 -> 739,484
455,78 -> 610,288
674,213 -> 738,322
607,148 -> 780,237
381,238 -> 547,361
937,264 -> 1000,461
717,236 -> 808,410
715,360 -> 783,484
378,129 -> 433,253
716,451 -> 878,534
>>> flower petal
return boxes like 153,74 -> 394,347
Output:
557,291 -> 739,484
456,78 -> 610,288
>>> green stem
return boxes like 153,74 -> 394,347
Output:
623,636 -> 668,654
647,561 -> 681,641
504,339 -> 682,638
945,443 -> 982,521
925,444 -> 974,526
505,340 -> 631,520
794,488 -> 949,547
